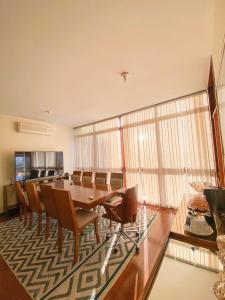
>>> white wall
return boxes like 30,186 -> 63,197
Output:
0,114 -> 74,213
212,0 -> 225,83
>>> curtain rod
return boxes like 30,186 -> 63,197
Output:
73,89 -> 207,129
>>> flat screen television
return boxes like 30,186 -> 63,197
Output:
15,151 -> 64,181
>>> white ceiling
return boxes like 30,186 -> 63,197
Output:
0,0 -> 214,127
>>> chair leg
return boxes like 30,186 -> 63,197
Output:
37,213 -> 42,236
94,219 -> 100,243
58,224 -> 63,253
73,232 -> 79,265
122,231 -> 138,247
19,205 -> 23,221
24,207 -> 28,226
114,232 -> 122,248
45,215 -> 50,241
29,211 -> 33,230
109,220 -> 112,227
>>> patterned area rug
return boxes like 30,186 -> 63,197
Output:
0,208 -> 157,300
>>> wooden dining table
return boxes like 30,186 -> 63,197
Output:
45,179 -> 125,209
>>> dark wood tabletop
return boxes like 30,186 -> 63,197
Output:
46,180 -> 124,209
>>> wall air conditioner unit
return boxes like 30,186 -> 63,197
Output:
17,122 -> 53,136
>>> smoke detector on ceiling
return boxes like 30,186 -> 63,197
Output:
121,71 -> 129,82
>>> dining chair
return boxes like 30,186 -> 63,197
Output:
15,181 -> 29,226
95,172 -> 107,184
63,172 -> 70,180
40,169 -> 46,177
30,169 -> 40,179
102,185 -> 139,254
108,172 -> 124,204
52,188 -> 100,264
72,171 -> 82,183
47,170 -> 56,176
104,173 -> 124,226
110,173 -> 124,189
82,171 -> 92,184
39,184 -> 59,240
26,182 -> 46,235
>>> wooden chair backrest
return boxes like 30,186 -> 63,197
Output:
73,170 -> 81,176
110,173 -> 124,189
95,172 -> 107,184
82,172 -> 92,184
119,185 -> 138,223
15,181 -> 27,207
26,182 -> 42,213
72,173 -> 81,183
51,188 -> 78,232
47,170 -> 55,176
39,184 -> 58,219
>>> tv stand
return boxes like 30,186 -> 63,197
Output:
3,184 -> 19,217
2,174 -> 70,217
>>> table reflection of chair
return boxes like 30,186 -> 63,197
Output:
95,184 -> 109,191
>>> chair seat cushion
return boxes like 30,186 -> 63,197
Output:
76,209 -> 98,230
104,195 -> 123,206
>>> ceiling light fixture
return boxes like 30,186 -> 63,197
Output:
121,71 -> 129,82
43,110 -> 53,116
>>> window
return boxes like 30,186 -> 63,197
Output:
74,92 -> 216,207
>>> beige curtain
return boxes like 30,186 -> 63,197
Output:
74,92 -> 216,208
74,125 -> 94,171
74,118 -> 122,173
122,92 -> 216,207
122,107 -> 160,202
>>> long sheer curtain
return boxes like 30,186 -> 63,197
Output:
122,92 -> 216,207
74,92 -> 216,207
74,118 -> 122,174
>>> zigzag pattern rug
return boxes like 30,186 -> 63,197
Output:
0,208 -> 157,300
